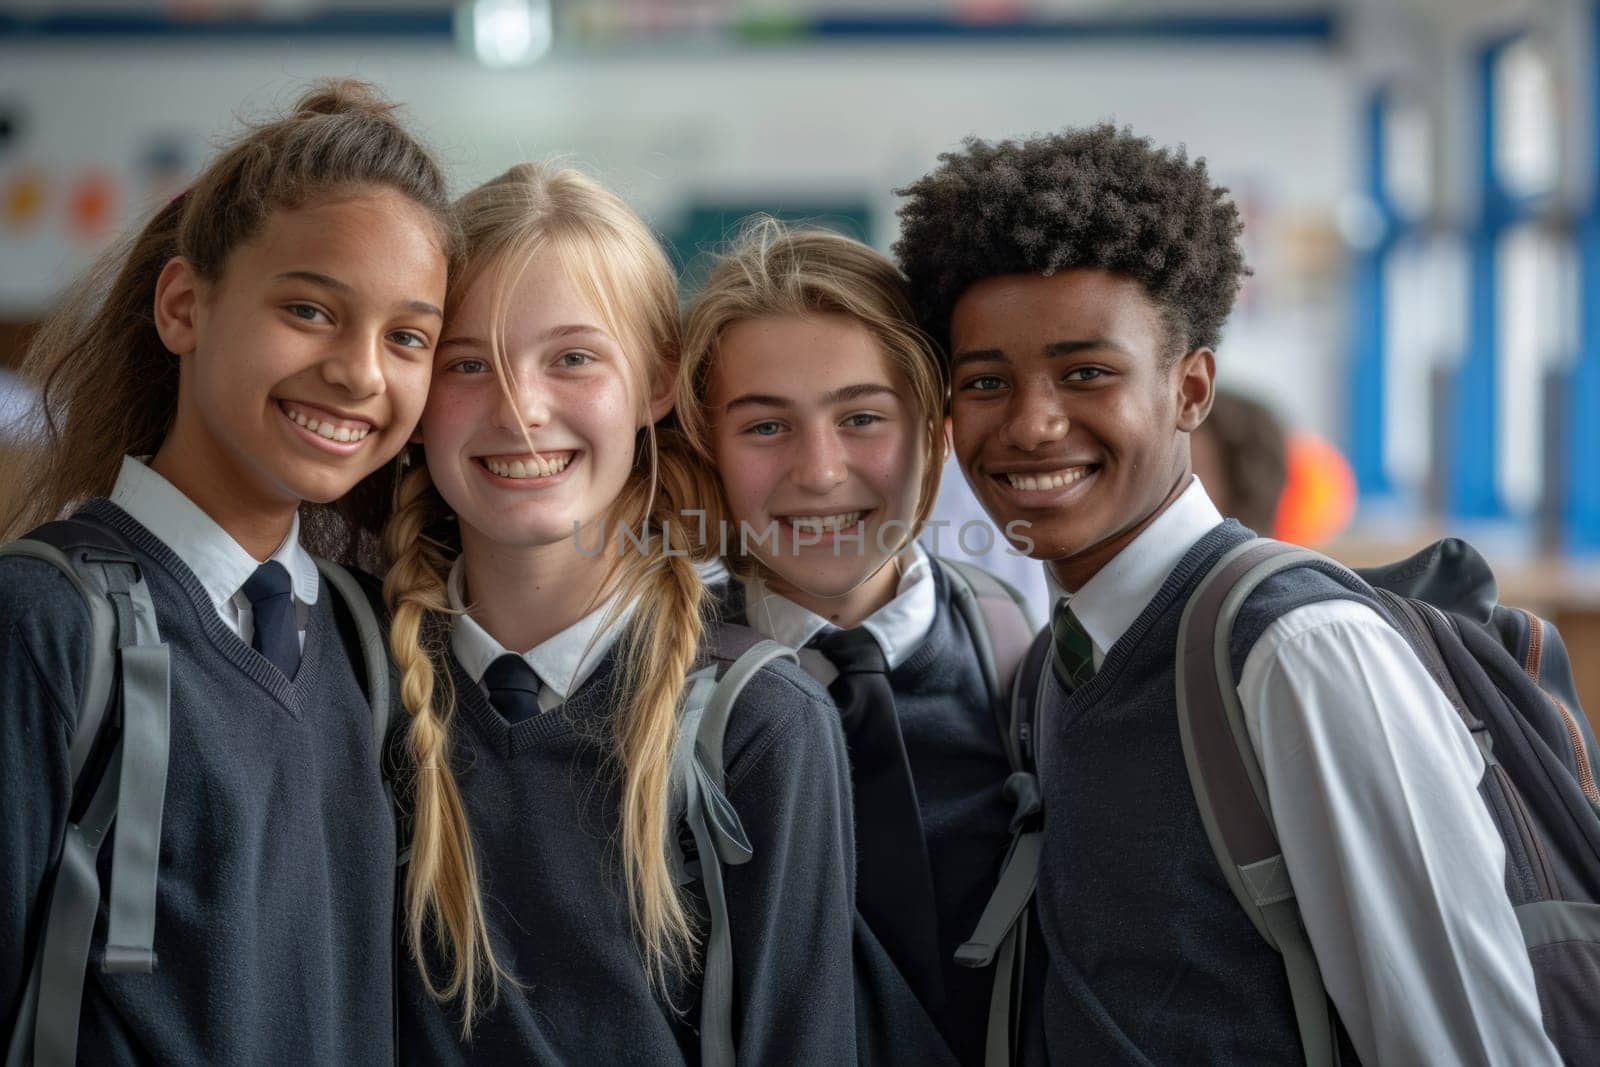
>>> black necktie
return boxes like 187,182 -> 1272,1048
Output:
483,654 -> 542,724
1052,600 -> 1095,693
242,561 -> 300,680
809,627 -> 945,1013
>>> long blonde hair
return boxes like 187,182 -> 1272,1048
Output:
679,219 -> 948,572
382,162 -> 710,1032
1,80 -> 456,548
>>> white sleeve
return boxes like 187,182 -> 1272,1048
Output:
1237,600 -> 1558,1066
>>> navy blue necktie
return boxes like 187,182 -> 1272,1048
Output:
242,561 -> 300,680
483,654 -> 542,724
809,627 -> 945,1014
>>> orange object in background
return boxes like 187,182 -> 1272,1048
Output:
3,168 -> 46,232
1274,431 -> 1356,547
67,171 -> 116,242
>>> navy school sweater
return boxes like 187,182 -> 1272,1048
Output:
1033,521 -> 1377,1065
0,499 -> 395,1064
722,559 -> 1018,1066
395,627 -> 857,1065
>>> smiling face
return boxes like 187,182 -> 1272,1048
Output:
421,250 -> 656,555
709,312 -> 926,605
948,269 -> 1213,591
155,187 -> 445,520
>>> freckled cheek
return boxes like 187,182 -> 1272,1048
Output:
419,387 -> 486,455
859,442 -> 918,516
565,388 -> 640,468
720,447 -> 784,526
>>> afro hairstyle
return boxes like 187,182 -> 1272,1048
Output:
892,123 -> 1250,359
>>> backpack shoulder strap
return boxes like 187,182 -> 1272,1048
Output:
949,626 -> 1052,1066
1010,629 -> 1053,776
313,557 -> 391,758
670,636 -> 796,1067
1174,536 -> 1342,1067
3,517 -> 170,1067
697,638 -> 794,796
0,527 -> 119,784
940,557 -> 1038,773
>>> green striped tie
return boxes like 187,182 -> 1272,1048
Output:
1051,600 -> 1095,692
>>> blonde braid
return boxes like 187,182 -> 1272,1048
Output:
382,463 -> 507,1035
581,423 -> 709,988
615,546 -> 706,986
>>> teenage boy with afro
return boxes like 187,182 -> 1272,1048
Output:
894,125 -> 1557,1064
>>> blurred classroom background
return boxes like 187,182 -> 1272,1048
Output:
3,0 -> 1600,727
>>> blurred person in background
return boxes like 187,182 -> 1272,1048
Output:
1190,387 -> 1287,534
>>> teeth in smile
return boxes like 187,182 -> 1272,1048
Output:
486,454 -> 572,479
284,405 -> 370,442
787,511 -> 863,534
1004,468 -> 1091,492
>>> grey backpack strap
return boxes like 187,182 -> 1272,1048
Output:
956,814 -> 1041,1067
947,619 -> 1052,1067
944,612 -> 1051,1067
941,558 -> 1037,771
2,538 -> 112,1067
672,639 -> 796,1067
1175,537 -> 1343,1067
314,558 -> 391,755
698,640 -> 794,797
1,527 -> 170,1067
954,774 -> 1042,975
0,540 -> 120,789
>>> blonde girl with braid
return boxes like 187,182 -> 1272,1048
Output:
384,162 -> 856,1062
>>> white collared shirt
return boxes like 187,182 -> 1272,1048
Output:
108,456 -> 318,649
1042,476 -> 1558,1065
447,557 -> 633,713
740,544 -> 936,685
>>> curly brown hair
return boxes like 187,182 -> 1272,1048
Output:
892,123 -> 1250,359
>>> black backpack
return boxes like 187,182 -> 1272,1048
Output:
1176,536 -> 1600,1064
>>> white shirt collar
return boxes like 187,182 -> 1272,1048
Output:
446,556 -> 634,701
108,455 -> 319,613
739,542 -> 936,669
1044,476 -> 1222,667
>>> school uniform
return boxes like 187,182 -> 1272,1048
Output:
396,560 -> 857,1064
1034,476 -> 1558,1065
730,546 -> 1016,1066
0,457 -> 394,1064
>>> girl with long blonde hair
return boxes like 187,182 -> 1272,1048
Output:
385,163 -> 856,1061
0,82 -> 453,1063
681,221 -> 1036,1065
